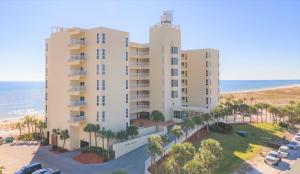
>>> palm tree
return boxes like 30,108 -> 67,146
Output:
59,129 -> 69,150
83,124 -> 94,147
151,110 -> 165,132
97,129 -> 105,148
160,135 -> 168,157
104,130 -> 115,160
171,125 -> 183,143
93,124 -> 100,147
116,130 -> 128,142
202,113 -> 211,133
15,122 -> 23,136
126,126 -> 138,139
192,115 -> 203,139
51,128 -> 60,147
289,100 -> 296,107
148,135 -> 163,174
182,118 -> 194,142
37,120 -> 47,140
32,118 -> 38,134
23,116 -> 32,134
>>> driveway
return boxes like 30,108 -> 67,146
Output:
31,145 -> 149,174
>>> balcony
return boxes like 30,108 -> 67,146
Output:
69,70 -> 87,80
130,94 -> 150,102
69,116 -> 86,126
130,62 -> 149,69
130,84 -> 150,91
68,55 -> 86,65
129,53 -> 149,59
130,105 -> 150,113
69,86 -> 86,95
69,39 -> 86,49
68,28 -> 83,35
130,73 -> 149,80
69,100 -> 86,108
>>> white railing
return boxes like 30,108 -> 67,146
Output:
69,39 -> 86,46
130,73 -> 149,78
130,84 -> 149,88
129,52 -> 149,57
130,105 -> 150,111
69,116 -> 85,122
69,100 -> 86,107
69,86 -> 86,92
69,70 -> 87,76
130,94 -> 149,99
130,62 -> 149,66
69,55 -> 86,61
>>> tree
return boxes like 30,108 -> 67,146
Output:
192,115 -> 203,139
183,159 -> 207,174
202,113 -> 211,133
182,118 -> 194,142
148,135 -> 163,174
171,125 -> 183,143
104,130 -> 115,160
200,138 -> 223,161
169,143 -> 196,174
289,100 -> 296,107
32,118 -> 38,134
51,128 -> 60,147
196,148 -> 217,174
126,126 -> 138,139
83,124 -> 94,147
37,120 -> 47,140
116,130 -> 128,142
15,122 -> 23,136
93,124 -> 100,147
98,130 -> 105,148
23,116 -> 32,134
160,135 -> 168,157
151,110 -> 165,131
59,129 -> 70,149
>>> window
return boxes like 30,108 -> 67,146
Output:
102,33 -> 105,44
97,64 -> 99,75
206,61 -> 209,67
171,46 -> 179,54
126,122 -> 129,128
171,57 -> 178,65
126,66 -> 128,75
206,88 -> 208,95
45,93 -> 47,101
97,49 -> 99,59
206,98 -> 209,104
171,80 -> 178,87
125,37 -> 128,47
97,111 -> 99,122
45,80 -> 48,88
102,64 -> 105,75
171,91 -> 178,98
102,111 -> 105,121
206,79 -> 209,85
102,96 -> 105,106
102,49 -> 105,59
206,70 -> 209,77
126,51 -> 128,61
80,96 -> 85,101
126,108 -> 128,118
174,111 -> 181,119
171,69 -> 178,76
80,111 -> 85,116
102,80 -> 105,90
97,80 -> 99,90
80,81 -> 85,86
97,33 -> 99,44
97,96 -> 99,106
126,94 -> 128,103
126,80 -> 128,89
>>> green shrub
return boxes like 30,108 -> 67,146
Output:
279,122 -> 288,128
18,133 -> 35,141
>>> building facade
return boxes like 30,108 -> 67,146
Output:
45,11 -> 219,150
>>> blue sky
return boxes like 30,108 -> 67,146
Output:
0,0 -> 299,81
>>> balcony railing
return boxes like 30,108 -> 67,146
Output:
69,86 -> 86,92
69,116 -> 85,123
130,105 -> 150,111
130,73 -> 149,78
130,84 -> 149,88
69,55 -> 86,61
130,94 -> 150,99
70,100 -> 86,107
130,62 -> 149,67
69,70 -> 87,77
69,39 -> 86,46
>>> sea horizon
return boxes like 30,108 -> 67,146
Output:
0,80 -> 300,121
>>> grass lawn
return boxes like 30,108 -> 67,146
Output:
194,123 -> 287,174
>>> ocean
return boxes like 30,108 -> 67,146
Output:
0,80 -> 300,120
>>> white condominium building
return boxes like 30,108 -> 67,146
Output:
45,11 -> 219,150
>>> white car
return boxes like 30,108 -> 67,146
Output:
294,133 -> 300,141
264,151 -> 281,166
278,145 -> 290,158
287,141 -> 299,150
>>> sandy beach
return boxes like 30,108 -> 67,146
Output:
221,85 -> 300,106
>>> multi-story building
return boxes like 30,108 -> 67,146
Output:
45,11 -> 219,150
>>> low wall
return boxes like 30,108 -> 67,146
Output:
138,126 -> 157,136
113,127 -> 167,158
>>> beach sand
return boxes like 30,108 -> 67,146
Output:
221,85 -> 300,106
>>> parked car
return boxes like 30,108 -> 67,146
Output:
264,151 -> 281,166
294,133 -> 300,141
5,136 -> 14,143
287,141 -> 299,150
278,145 -> 290,158
14,162 -> 42,174
32,168 -> 61,174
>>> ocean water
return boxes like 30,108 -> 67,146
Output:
0,80 -> 300,120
